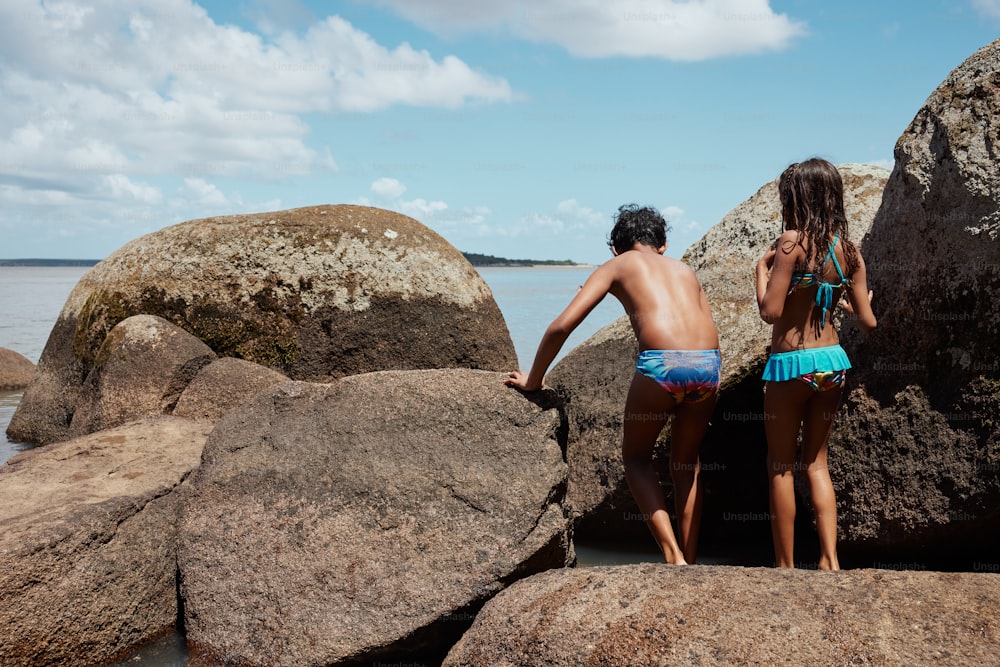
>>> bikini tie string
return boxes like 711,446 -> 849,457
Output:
815,282 -> 834,329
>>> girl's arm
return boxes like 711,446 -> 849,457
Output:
505,263 -> 614,391
757,232 -> 799,323
843,253 -> 877,332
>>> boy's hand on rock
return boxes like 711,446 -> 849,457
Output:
504,371 -> 541,392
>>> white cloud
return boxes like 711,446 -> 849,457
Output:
105,174 -> 163,204
971,0 -> 1000,18
371,177 -> 408,198
0,0 -> 512,249
365,0 -> 806,60
182,177 -> 231,207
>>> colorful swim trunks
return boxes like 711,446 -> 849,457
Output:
636,349 -> 722,404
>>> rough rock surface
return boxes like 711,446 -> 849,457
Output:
548,165 -> 889,542
832,38 -> 1000,551
68,315 -> 216,439
443,564 -> 1000,667
179,369 -> 572,667
172,356 -> 289,422
0,416 -> 210,667
0,347 -> 35,390
8,204 -> 516,445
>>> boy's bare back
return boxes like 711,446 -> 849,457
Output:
603,246 -> 719,352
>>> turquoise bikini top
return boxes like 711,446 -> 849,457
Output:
788,234 -> 849,328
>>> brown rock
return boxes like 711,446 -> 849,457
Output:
0,416 -> 211,667
8,204 -> 517,445
179,369 -> 572,667
443,564 -> 1000,666
0,347 -> 34,390
830,38 -> 1000,552
68,315 -> 216,438
172,356 -> 289,422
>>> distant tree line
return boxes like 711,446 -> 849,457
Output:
462,252 -> 578,267
0,255 -> 579,268
0,259 -> 99,267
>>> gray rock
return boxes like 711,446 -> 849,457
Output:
178,369 -> 572,667
547,165 -> 889,543
443,564 -> 1000,666
68,315 -> 216,438
830,40 -> 1000,551
8,204 -> 517,445
0,416 -> 210,667
172,356 -> 289,422
0,347 -> 34,390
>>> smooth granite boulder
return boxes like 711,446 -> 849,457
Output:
172,356 -> 289,423
8,204 -> 517,445
68,315 -> 216,439
0,347 -> 35,390
0,416 -> 210,667
444,564 -> 1000,666
179,369 -> 572,667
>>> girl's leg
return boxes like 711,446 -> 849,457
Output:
622,372 -> 685,564
800,384 -> 844,570
670,393 -> 717,564
763,380 -> 811,568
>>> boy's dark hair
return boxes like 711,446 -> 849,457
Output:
608,204 -> 670,254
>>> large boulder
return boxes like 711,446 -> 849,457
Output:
172,356 -> 289,422
548,165 -> 889,546
68,315 -> 216,438
178,369 -> 572,667
0,347 -> 34,390
0,416 -> 211,667
832,38 -> 1000,552
443,564 -> 1000,666
8,204 -> 517,445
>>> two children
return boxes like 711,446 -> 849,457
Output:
506,159 -> 876,569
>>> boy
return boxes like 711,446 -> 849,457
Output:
505,204 -> 721,564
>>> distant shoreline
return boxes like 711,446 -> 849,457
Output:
0,259 -> 100,267
1,254 -> 587,268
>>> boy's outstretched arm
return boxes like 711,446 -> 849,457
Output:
505,264 -> 614,391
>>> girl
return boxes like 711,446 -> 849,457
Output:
755,158 -> 877,569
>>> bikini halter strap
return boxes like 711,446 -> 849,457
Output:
815,235 -> 843,329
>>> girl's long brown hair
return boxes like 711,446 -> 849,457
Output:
778,158 -> 860,277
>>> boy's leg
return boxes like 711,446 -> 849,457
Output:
763,380 -> 811,568
800,385 -> 844,570
670,393 -> 716,564
622,372 -> 685,564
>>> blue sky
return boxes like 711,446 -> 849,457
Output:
0,1 -> 996,264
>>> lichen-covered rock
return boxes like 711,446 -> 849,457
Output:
832,38 -> 1000,550
547,165 -> 889,542
0,347 -> 34,390
443,564 -> 1000,667
8,205 -> 516,445
172,356 -> 289,423
0,416 -> 211,667
67,315 -> 216,438
179,369 -> 572,667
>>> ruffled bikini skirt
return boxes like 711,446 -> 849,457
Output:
761,344 -> 851,382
